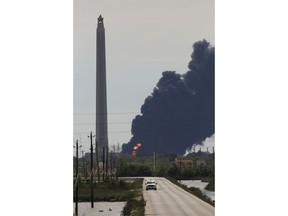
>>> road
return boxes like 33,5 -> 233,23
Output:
143,177 -> 214,216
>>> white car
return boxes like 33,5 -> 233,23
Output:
145,180 -> 157,191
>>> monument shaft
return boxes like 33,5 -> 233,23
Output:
96,15 -> 108,154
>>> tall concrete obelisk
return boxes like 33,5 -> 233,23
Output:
96,15 -> 108,159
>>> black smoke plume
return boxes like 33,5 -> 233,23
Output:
122,40 -> 214,155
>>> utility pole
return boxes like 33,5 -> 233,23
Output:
212,147 -> 215,167
179,157 -> 182,178
102,146 -> 105,181
110,153 -> 113,176
74,139 -> 82,216
95,140 -> 100,182
81,150 -> 85,177
89,131 -> 94,208
153,151 -> 156,175
106,146 -> 109,178
113,144 -> 116,153
153,143 -> 156,176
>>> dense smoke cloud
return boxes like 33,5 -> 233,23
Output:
122,40 -> 214,155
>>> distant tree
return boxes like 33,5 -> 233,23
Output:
167,163 -> 180,178
118,163 -> 152,177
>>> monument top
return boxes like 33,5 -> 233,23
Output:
97,15 -> 104,25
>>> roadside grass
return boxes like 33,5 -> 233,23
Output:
205,178 -> 215,191
122,197 -> 145,216
122,178 -> 145,216
74,179 -> 133,202
166,177 -> 215,206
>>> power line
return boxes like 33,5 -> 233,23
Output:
74,118 -> 214,126
74,131 -> 131,134
74,122 -> 131,125
74,112 -> 139,116
74,127 -> 214,134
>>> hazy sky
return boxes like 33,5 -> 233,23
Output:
74,0 -> 214,153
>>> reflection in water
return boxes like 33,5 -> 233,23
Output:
179,180 -> 215,202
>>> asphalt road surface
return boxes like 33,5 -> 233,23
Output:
143,177 -> 214,216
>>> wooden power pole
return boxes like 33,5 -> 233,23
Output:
89,131 -> 94,208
